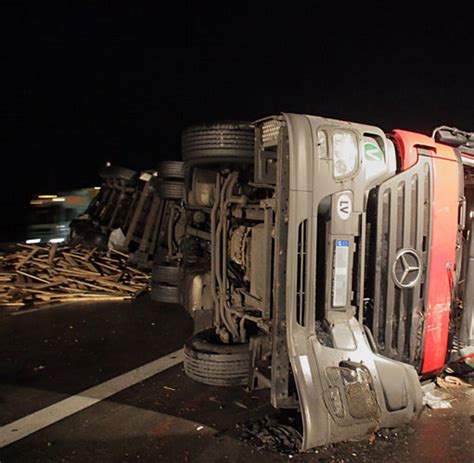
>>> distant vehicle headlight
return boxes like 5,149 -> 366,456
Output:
332,131 -> 358,179
49,238 -> 65,244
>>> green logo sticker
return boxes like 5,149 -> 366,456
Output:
364,142 -> 384,162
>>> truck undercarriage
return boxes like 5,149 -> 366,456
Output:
150,115 -> 474,450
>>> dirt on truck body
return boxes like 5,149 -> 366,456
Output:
150,115 -> 474,450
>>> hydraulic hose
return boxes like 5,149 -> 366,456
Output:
215,173 -> 237,339
221,173 -> 240,341
210,173 -> 221,326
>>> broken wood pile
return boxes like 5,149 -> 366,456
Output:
0,244 -> 150,309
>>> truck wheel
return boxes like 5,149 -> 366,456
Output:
157,161 -> 186,180
151,282 -> 180,304
184,329 -> 250,386
152,263 -> 182,285
182,122 -> 255,165
157,180 -> 184,200
84,228 -> 109,250
69,219 -> 92,243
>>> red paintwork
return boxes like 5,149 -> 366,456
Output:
391,130 -> 438,170
460,151 -> 474,161
393,130 -> 460,375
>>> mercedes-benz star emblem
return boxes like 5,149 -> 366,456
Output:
392,248 -> 422,289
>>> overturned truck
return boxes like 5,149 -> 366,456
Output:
151,115 -> 474,449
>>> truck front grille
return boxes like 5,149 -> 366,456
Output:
366,158 -> 432,367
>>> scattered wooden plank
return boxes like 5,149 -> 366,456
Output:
94,279 -> 137,293
62,253 -> 79,267
31,258 -> 52,269
110,249 -> 128,259
16,271 -> 51,285
15,248 -> 39,270
56,268 -> 102,278
0,302 -> 25,308
95,262 -> 121,273
48,243 -> 58,265
125,266 -> 148,276
0,243 -> 150,309
85,247 -> 97,261
67,278 -> 117,293
0,244 -> 150,308
81,260 -> 100,274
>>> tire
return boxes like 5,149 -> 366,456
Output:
152,263 -> 182,285
182,122 -> 255,165
69,228 -> 83,245
69,219 -> 93,241
157,161 -> 186,180
184,329 -> 250,386
69,221 -> 108,249
157,180 -> 184,200
151,282 -> 180,303
84,228 -> 109,250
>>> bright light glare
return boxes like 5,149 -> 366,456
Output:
52,198 -> 66,202
49,238 -> 65,243
38,195 -> 57,199
333,131 -> 358,179
26,238 -> 41,244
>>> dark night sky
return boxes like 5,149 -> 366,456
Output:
5,3 -> 474,236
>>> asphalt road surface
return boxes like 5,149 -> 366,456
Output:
0,297 -> 473,462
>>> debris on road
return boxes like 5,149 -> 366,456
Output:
437,375 -> 472,389
237,416 -> 302,454
0,244 -> 150,309
422,382 -> 454,409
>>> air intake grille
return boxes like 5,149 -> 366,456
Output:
367,157 -> 432,367
296,220 -> 308,326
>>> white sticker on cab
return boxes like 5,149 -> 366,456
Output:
336,194 -> 352,221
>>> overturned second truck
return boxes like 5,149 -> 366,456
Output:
150,115 -> 474,450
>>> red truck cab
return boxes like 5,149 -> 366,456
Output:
391,130 -> 462,375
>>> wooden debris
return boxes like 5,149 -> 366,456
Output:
0,244 -> 150,310
48,243 -> 58,265
15,247 -> 39,270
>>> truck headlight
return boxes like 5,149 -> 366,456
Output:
333,131 -> 358,179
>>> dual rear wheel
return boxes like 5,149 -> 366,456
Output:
154,122 -> 255,386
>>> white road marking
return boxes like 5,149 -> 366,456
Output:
0,348 -> 184,448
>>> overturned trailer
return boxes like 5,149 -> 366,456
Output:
69,164 -> 180,268
151,115 -> 474,449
